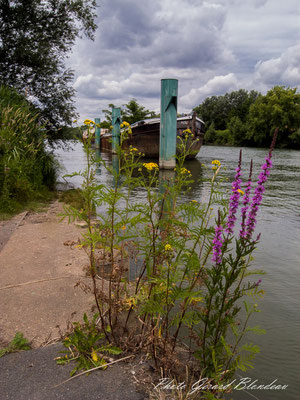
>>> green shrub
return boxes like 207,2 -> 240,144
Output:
0,86 -> 58,214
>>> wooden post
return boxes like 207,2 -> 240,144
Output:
112,107 -> 121,154
94,117 -> 101,149
159,79 -> 178,169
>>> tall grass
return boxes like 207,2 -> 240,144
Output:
0,85 -> 58,214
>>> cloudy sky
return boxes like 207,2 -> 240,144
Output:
67,0 -> 300,121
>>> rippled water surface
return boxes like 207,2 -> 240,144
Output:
56,143 -> 300,400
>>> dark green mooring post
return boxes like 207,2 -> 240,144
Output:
94,117 -> 101,149
159,79 -> 178,169
112,108 -> 121,154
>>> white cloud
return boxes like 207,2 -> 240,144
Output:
67,0 -> 300,121
181,73 -> 239,108
254,44 -> 300,87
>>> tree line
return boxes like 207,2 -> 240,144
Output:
193,87 -> 300,149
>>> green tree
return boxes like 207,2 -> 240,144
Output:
101,99 -> 158,127
204,122 -> 216,144
194,95 -> 229,130
227,116 -> 246,146
122,98 -> 157,125
0,0 -> 97,138
247,86 -> 300,148
193,89 -> 259,131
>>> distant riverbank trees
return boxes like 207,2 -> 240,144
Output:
194,86 -> 300,149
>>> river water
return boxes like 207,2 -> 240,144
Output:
55,143 -> 300,400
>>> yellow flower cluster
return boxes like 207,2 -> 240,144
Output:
143,162 -> 159,171
84,119 -> 95,126
191,199 -> 198,203
212,160 -> 221,166
183,128 -> 192,134
212,159 -> 221,170
120,121 -> 130,128
180,167 -> 191,175
129,147 -> 138,152
165,244 -> 172,251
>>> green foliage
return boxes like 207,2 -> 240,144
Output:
59,188 -> 87,211
194,89 -> 259,132
195,86 -> 300,148
122,99 -> 158,124
0,85 -> 58,214
57,313 -> 122,376
60,122 -> 270,385
247,86 -> 300,148
0,0 -> 97,134
226,116 -> 246,146
0,332 -> 31,357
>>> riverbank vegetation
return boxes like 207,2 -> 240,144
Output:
0,86 -> 58,216
60,121 -> 276,398
194,86 -> 300,149
0,0 -> 97,140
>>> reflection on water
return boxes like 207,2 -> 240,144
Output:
56,143 -> 300,400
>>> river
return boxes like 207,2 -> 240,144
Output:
55,143 -> 300,400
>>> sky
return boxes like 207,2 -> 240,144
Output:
67,0 -> 300,121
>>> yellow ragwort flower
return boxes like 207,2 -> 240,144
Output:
143,162 -> 159,171
165,244 -> 172,251
183,129 -> 192,134
211,160 -> 221,166
120,123 -> 124,128
191,200 -> 198,203
180,167 -> 191,175
121,225 -> 126,230
91,349 -> 98,362
123,121 -> 130,127
84,119 -> 95,126
130,147 -> 138,152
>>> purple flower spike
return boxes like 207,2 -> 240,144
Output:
212,224 -> 224,265
255,279 -> 262,287
240,160 -> 253,238
245,129 -> 278,239
225,150 -> 242,235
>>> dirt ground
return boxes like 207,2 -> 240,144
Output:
0,201 -> 95,348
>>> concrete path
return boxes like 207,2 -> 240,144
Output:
0,201 -> 93,347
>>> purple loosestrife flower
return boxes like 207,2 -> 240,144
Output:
212,224 -> 224,265
225,150 -> 242,235
245,129 -> 278,239
240,160 -> 253,238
